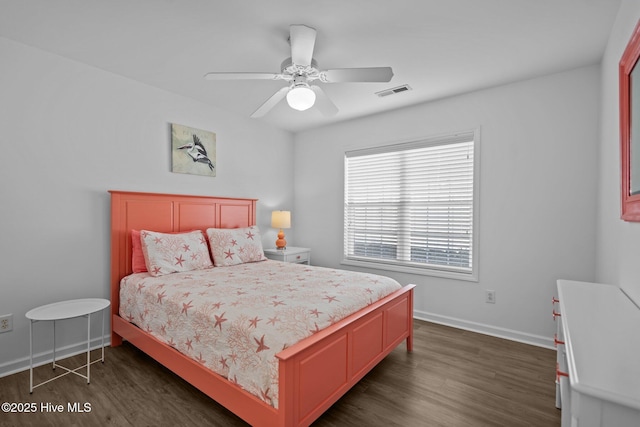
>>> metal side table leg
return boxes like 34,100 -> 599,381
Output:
101,307 -> 105,363
52,319 -> 56,370
29,320 -> 33,394
86,313 -> 91,384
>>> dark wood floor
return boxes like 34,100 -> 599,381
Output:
0,320 -> 561,426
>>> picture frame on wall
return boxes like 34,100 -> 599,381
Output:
620,20 -> 640,221
171,123 -> 216,177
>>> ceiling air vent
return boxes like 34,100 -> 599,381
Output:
375,84 -> 412,97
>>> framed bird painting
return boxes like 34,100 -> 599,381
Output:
171,123 -> 216,177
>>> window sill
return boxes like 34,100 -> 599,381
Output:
341,258 -> 478,282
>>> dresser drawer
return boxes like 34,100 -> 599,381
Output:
285,251 -> 309,264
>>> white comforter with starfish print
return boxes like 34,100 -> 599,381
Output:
119,259 -> 401,408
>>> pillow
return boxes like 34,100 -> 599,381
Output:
140,230 -> 213,276
206,226 -> 267,267
131,229 -> 192,273
131,230 -> 147,273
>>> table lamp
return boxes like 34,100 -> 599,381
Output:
271,210 -> 291,250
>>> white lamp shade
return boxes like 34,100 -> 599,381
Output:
271,211 -> 291,229
286,86 -> 316,111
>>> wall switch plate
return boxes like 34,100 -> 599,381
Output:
485,290 -> 496,304
0,314 -> 13,333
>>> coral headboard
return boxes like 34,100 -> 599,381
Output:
109,190 -> 257,336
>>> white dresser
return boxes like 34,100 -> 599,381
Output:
555,280 -> 640,427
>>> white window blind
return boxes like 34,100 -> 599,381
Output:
344,131 -> 477,279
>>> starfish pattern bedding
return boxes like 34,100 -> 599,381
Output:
119,259 -> 401,408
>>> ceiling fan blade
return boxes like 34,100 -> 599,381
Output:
250,86 -> 290,118
322,67 -> 394,83
290,24 -> 316,67
311,86 -> 338,117
204,72 -> 281,80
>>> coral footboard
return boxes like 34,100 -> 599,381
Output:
276,284 -> 415,426
111,284 -> 414,427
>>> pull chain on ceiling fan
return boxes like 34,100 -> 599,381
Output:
204,24 -> 394,118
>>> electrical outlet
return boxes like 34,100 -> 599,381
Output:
485,290 -> 496,304
0,314 -> 13,333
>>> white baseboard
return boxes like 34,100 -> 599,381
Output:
413,309 -> 555,350
0,334 -> 111,379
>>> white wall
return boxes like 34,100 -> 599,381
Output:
294,66 -> 600,346
596,0 -> 640,304
0,37 -> 294,375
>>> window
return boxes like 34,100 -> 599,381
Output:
343,130 -> 479,281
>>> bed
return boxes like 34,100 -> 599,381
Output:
110,190 -> 415,427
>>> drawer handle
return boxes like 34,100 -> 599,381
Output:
552,297 -> 559,304
552,310 -> 561,320
554,334 -> 565,347
556,363 -> 569,381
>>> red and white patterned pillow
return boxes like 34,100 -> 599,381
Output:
140,230 -> 213,276
206,226 -> 267,267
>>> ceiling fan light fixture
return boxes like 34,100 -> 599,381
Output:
205,25 -> 392,118
286,84 -> 316,111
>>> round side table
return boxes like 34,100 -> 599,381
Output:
26,298 -> 110,393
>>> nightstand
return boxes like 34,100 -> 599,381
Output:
264,247 -> 311,265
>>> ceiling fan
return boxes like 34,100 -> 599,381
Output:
204,24 -> 394,118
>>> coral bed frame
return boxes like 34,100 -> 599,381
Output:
110,190 -> 415,427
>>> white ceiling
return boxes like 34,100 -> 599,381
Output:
0,0 -> 621,133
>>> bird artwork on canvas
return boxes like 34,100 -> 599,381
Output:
171,123 -> 216,177
178,134 -> 215,171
